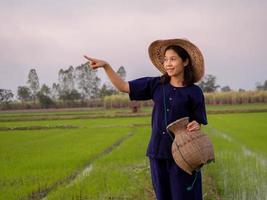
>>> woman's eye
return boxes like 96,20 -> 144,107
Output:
164,57 -> 176,62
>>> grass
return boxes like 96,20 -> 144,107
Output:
0,125 -> 136,199
47,127 -> 153,200
0,106 -> 267,199
206,103 -> 267,111
206,112 -> 267,156
203,112 -> 267,199
0,117 -> 150,131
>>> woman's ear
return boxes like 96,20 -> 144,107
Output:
184,58 -> 189,67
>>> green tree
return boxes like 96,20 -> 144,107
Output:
198,74 -> 220,93
264,80 -> 267,90
37,84 -> 54,108
51,83 -> 60,100
0,89 -> 14,104
37,93 -> 55,108
256,80 -> 267,91
58,66 -> 75,96
75,63 -> 100,99
17,86 -> 31,102
27,69 -> 40,102
39,84 -> 51,96
221,86 -> 231,92
117,66 -> 126,80
99,83 -> 117,98
59,89 -> 81,101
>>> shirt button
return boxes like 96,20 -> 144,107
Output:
167,109 -> 170,112
169,97 -> 172,101
162,131 -> 166,134
173,88 -> 176,91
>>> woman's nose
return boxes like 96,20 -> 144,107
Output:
165,60 -> 172,66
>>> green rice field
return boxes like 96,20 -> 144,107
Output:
0,104 -> 266,200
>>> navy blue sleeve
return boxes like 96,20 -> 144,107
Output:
128,77 -> 159,101
190,86 -> 208,125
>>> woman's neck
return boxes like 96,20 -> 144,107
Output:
170,76 -> 184,87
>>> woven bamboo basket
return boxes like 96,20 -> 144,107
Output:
167,117 -> 215,175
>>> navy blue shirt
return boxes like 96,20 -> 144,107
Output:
129,76 -> 207,159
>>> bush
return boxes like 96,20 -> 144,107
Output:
204,91 -> 267,105
37,93 -> 55,108
103,94 -> 129,109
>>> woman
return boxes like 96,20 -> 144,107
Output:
84,38 -> 207,200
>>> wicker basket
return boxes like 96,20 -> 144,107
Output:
167,117 -> 215,175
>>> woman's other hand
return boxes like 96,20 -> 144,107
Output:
187,120 -> 200,132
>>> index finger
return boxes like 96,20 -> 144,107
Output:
83,55 -> 94,61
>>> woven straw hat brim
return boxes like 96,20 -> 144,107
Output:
148,38 -> 205,82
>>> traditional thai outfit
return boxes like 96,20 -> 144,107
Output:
129,76 -> 207,200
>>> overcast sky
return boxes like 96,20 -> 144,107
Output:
0,0 -> 267,94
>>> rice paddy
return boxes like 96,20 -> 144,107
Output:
203,112 -> 267,200
0,104 -> 266,199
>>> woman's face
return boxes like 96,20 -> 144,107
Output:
163,49 -> 187,78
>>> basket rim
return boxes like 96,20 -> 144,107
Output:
166,117 -> 189,131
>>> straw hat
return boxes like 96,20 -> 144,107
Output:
148,38 -> 205,82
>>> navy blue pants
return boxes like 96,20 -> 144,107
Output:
149,158 -> 202,200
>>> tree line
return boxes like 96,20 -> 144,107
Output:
0,64 -> 267,109
0,63 -> 126,108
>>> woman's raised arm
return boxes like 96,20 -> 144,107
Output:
84,55 -> 130,93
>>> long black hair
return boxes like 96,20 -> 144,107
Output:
160,45 -> 195,86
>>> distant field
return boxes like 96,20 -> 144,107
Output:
0,103 -> 267,122
0,105 -> 266,199
206,103 -> 267,113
